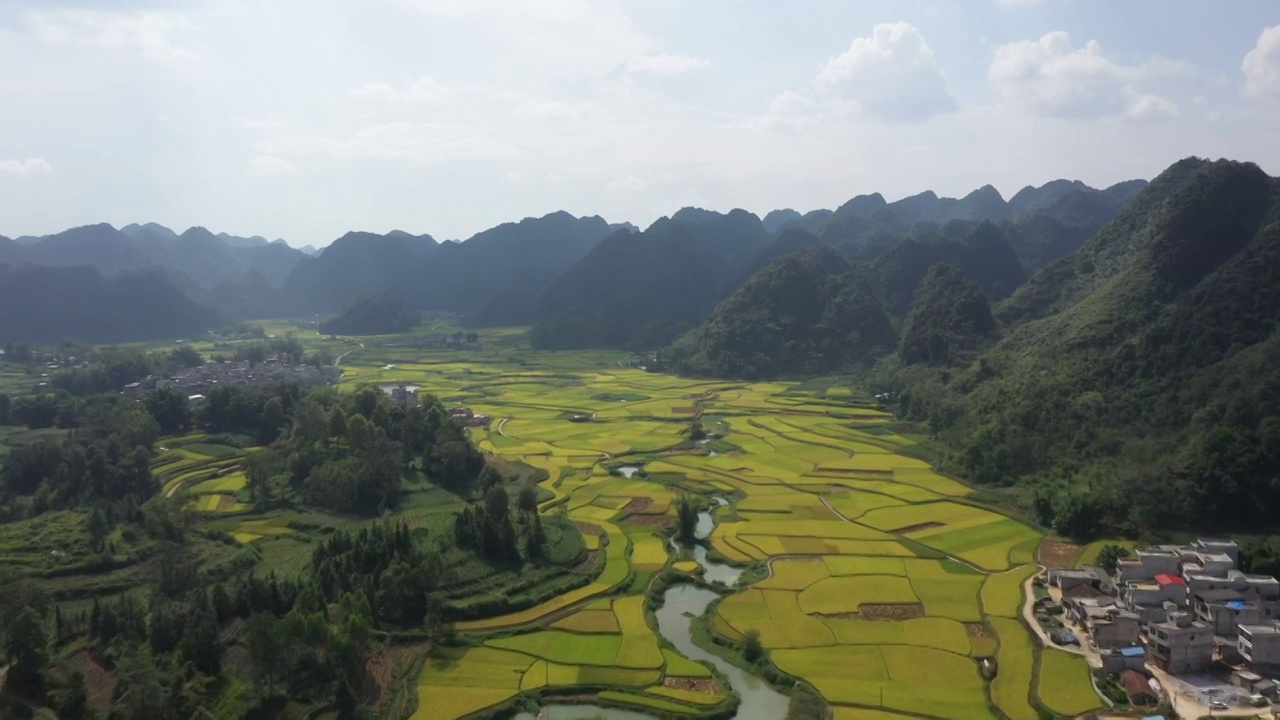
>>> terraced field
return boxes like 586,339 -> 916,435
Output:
324,343 -> 1097,720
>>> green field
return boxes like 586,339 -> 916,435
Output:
1037,649 -> 1100,717
337,334 -> 1057,720
3,324 -> 1061,720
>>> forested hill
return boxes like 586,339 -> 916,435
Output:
667,246 -> 895,379
892,158 -> 1280,537
1,175 -> 1143,345
665,221 -> 1023,379
0,264 -> 222,343
318,294 -> 419,335
897,263 -> 997,366
282,212 -> 613,319
530,208 -> 769,350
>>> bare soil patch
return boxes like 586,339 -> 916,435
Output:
368,642 -> 431,710
663,676 -> 720,694
889,521 -> 945,535
217,494 -> 239,510
68,650 -> 116,716
626,514 -> 674,528
573,550 -> 602,573
671,407 -> 698,414
858,603 -> 926,621
574,521 -> 604,537
966,622 -> 993,640
815,466 -> 894,476
624,497 -> 653,513
1039,538 -> 1081,569
219,617 -> 248,644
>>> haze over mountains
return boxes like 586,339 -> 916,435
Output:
0,174 -> 1144,345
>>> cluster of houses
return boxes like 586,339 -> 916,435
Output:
1049,538 -> 1280,708
448,406 -> 492,427
123,359 -> 341,402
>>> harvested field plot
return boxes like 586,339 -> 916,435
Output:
356,352 -> 1046,719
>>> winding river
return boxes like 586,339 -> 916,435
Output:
515,498 -> 788,720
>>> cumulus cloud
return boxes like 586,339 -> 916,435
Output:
349,77 -> 448,106
514,100 -> 607,121
626,54 -> 710,75
605,176 -> 646,193
1243,25 -> 1280,101
25,10 -> 193,63
812,23 -> 957,122
248,155 -> 296,176
989,31 -> 1184,119
0,158 -> 53,176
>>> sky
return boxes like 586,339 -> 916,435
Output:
1,0 -> 1278,247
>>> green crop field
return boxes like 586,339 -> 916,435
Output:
990,617 -> 1038,720
1037,649 -> 1100,716
981,566 -> 1037,618
114,328 -> 1053,719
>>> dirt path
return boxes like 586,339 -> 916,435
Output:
497,417 -> 512,438
334,342 -> 364,366
817,495 -> 988,574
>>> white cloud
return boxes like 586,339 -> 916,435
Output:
349,77 -> 448,106
605,176 -> 646,193
248,155 -> 296,176
25,10 -> 193,64
989,31 -> 1185,119
626,54 -> 710,75
676,186 -> 710,209
1243,25 -> 1280,101
399,0 -> 651,77
256,122 -> 520,165
0,158 -> 53,176
1124,91 -> 1178,120
515,100 -> 607,121
812,23 -> 957,122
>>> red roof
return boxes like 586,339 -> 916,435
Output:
1155,573 -> 1187,586
1119,670 -> 1154,699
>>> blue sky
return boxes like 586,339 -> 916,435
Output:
1,0 -> 1277,246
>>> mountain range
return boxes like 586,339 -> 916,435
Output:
666,157 -> 1280,538
0,175 -> 1145,344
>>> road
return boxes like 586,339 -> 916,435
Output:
1148,665 -> 1265,719
334,341 -> 364,366
1020,570 -> 1088,659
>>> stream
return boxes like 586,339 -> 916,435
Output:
515,498 -> 788,720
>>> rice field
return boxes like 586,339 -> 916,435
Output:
313,338 -> 1081,720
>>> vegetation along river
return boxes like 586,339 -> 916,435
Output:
517,499 -> 788,720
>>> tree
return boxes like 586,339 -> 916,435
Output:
742,629 -> 764,663
245,612 -> 283,693
261,396 -> 286,442
143,387 -> 191,435
0,393 -> 12,425
3,607 -> 48,695
675,495 -> 700,544
516,482 -> 539,515
1096,544 -> 1132,573
51,671 -> 88,720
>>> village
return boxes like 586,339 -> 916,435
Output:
123,358 -> 342,402
1037,538 -> 1280,718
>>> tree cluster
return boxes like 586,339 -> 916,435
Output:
454,477 -> 547,565
244,385 -> 484,515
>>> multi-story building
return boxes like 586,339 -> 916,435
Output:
1146,612 -> 1214,674
1239,621 -> 1280,672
